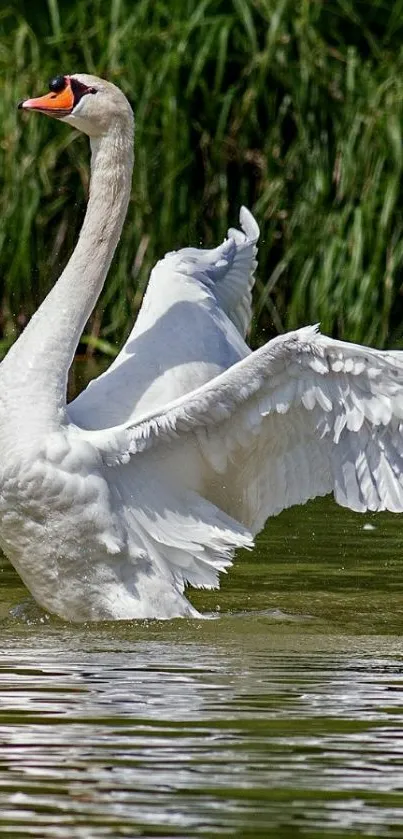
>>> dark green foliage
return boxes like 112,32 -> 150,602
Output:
1,0 -> 403,355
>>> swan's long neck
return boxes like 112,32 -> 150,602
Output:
2,120 -> 133,421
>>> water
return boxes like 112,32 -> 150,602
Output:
1,497 -> 403,838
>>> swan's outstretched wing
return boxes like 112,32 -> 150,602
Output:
161,205 -> 259,338
68,207 -> 258,429
72,325 -> 403,544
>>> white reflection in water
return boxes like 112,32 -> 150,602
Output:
0,633 -> 402,837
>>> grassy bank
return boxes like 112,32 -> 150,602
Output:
1,0 -> 403,355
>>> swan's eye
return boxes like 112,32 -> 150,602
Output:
49,75 -> 66,94
70,78 -> 98,107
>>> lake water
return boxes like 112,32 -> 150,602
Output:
0,496 -> 403,838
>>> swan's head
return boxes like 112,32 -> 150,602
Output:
18,73 -> 133,138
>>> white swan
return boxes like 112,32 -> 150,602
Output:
2,72 -> 403,621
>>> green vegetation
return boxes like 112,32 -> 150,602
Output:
1,0 -> 403,355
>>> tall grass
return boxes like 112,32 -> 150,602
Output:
1,0 -> 403,354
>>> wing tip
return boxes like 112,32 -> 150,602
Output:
239,206 -> 260,243
227,207 -> 260,247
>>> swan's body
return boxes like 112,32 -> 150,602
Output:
2,73 -> 403,620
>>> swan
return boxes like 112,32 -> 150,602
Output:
1,72 -> 403,621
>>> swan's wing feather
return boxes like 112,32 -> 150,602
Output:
72,326 -> 403,532
68,207 -> 258,429
108,460 -> 253,595
147,206 -> 259,337
211,205 -> 259,336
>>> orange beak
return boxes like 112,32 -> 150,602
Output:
19,79 -> 74,118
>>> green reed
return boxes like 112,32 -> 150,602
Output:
1,0 -> 403,355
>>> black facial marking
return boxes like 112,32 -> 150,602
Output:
70,77 -> 97,107
49,75 -> 66,93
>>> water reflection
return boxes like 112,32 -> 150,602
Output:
0,623 -> 403,837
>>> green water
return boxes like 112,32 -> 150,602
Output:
1,497 -> 403,838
